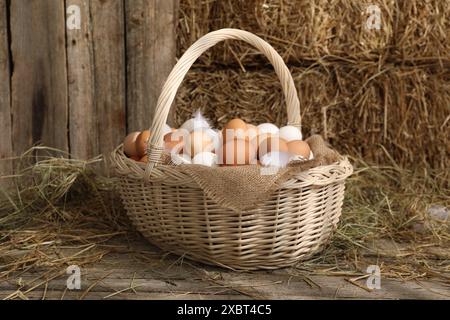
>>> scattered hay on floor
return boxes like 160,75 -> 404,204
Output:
0,147 -> 134,286
297,156 -> 449,282
0,147 -> 448,299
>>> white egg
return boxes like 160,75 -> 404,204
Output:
260,151 -> 290,168
279,125 -> 302,142
192,152 -> 217,167
257,123 -> 279,135
170,153 -> 191,165
162,123 -> 172,136
180,111 -> 210,132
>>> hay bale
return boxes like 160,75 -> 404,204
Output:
174,64 -> 449,169
176,0 -> 449,169
393,0 -> 450,61
177,0 -> 449,65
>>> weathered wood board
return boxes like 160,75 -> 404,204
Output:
10,0 -> 68,155
126,0 -> 178,131
66,0 -> 97,160
0,0 -> 179,178
90,0 -> 126,159
1,240 -> 448,300
0,0 -> 12,185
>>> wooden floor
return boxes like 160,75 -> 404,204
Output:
1,239 -> 449,300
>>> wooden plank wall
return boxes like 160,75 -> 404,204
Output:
0,0 -> 178,181
10,1 -> 69,156
0,0 -> 12,182
126,0 -> 178,130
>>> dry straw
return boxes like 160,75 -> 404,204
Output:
175,64 -> 449,170
176,0 -> 450,170
178,0 -> 449,65
0,148 -> 128,290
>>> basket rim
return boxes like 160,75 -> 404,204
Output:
110,145 -> 353,187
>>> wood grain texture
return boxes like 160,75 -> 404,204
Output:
90,0 -> 126,157
66,0 -> 97,159
0,240 -> 448,300
125,0 -> 178,131
10,0 -> 68,155
0,0 -> 12,183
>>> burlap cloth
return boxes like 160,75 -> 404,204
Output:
164,135 -> 341,212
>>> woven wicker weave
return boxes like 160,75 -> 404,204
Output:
111,29 -> 353,270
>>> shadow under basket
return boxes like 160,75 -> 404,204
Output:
110,29 -> 353,270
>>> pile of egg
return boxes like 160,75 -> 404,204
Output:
122,112 -> 313,168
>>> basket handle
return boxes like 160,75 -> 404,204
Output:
144,28 -> 301,179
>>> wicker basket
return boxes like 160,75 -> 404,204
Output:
111,29 -> 353,270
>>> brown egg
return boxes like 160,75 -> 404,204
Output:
257,136 -> 288,159
187,129 -> 215,156
287,140 -> 311,159
135,130 -> 151,157
164,129 -> 187,154
123,132 -> 140,157
130,155 -> 141,161
222,118 -> 247,141
218,138 -> 257,166
140,155 -> 148,163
